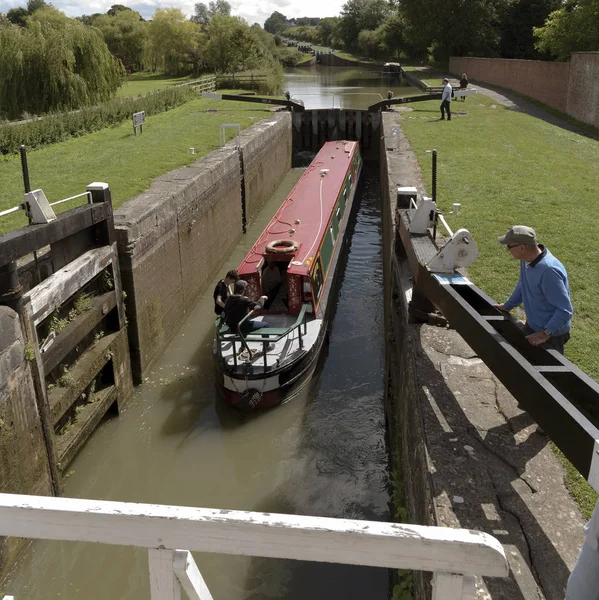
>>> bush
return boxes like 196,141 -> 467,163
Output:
0,86 -> 197,155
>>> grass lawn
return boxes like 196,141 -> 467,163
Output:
297,53 -> 316,64
0,94 -> 274,234
401,65 -> 445,86
400,93 -> 599,379
334,51 -> 363,62
117,72 -> 197,98
400,92 -> 599,513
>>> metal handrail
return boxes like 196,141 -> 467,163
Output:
437,213 -> 453,238
217,304 -> 310,371
0,191 -> 91,220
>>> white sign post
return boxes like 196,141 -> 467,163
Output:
132,111 -> 146,136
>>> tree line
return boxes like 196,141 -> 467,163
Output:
266,0 -> 598,63
0,0 -> 292,120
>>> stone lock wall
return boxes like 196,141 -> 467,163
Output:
450,53 -> 599,129
380,113 -> 434,599
0,307 -> 53,573
242,116 -> 293,221
115,113 -> 292,382
449,56 -> 571,113
566,52 -> 599,129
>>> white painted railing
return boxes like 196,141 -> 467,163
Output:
0,493 -> 508,599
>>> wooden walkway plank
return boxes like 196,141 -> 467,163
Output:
42,291 -> 117,375
23,244 -> 115,325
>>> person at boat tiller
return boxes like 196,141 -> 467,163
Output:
224,280 -> 269,335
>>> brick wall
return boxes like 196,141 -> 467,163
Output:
0,306 -> 53,577
449,57 -> 571,112
566,52 -> 599,129
115,113 -> 292,382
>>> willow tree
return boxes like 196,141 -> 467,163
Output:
0,6 -> 124,119
146,8 -> 204,75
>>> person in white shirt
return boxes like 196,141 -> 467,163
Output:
440,77 -> 452,121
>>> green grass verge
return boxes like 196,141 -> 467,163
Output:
117,72 -> 196,99
401,90 -> 599,518
334,51 -> 362,62
297,53 -> 315,64
401,65 -> 445,86
0,94 -> 274,234
553,445 -> 598,520
400,93 -> 599,381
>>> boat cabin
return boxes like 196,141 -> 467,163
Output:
237,141 -> 362,319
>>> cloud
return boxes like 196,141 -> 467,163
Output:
0,0 -> 343,26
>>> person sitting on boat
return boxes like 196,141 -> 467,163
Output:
224,280 -> 269,335
213,269 -> 239,317
262,260 -> 282,309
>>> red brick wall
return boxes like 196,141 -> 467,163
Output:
449,57 -> 570,112
566,52 -> 599,129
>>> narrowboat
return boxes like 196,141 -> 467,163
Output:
214,140 -> 363,410
382,62 -> 402,79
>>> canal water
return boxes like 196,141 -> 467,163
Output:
1,66 -> 392,599
283,65 -> 417,109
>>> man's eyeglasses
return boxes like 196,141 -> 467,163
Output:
506,244 -> 520,249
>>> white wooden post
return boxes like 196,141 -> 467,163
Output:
432,572 -> 472,600
148,549 -> 180,600
173,550 -> 214,600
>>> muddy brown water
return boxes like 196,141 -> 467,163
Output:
2,159 -> 390,599
283,64 -> 417,109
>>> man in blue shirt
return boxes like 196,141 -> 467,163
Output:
493,225 -> 573,354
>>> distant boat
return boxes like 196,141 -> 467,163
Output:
382,62 -> 402,79
214,141 -> 363,410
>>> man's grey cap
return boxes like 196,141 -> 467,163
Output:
234,279 -> 248,292
498,225 -> 537,246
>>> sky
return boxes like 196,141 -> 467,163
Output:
0,0 -> 344,27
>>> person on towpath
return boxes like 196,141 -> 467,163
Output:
493,225 -> 573,355
440,78 -> 452,121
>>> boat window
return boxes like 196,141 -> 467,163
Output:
336,206 -> 341,222
310,257 -> 324,302
329,226 -> 335,244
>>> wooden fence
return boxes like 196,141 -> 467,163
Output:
0,492 -> 509,600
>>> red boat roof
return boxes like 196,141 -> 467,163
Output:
238,140 -> 358,278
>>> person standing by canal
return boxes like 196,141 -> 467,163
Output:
213,269 -> 239,316
440,78 -> 452,121
493,225 -> 573,354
